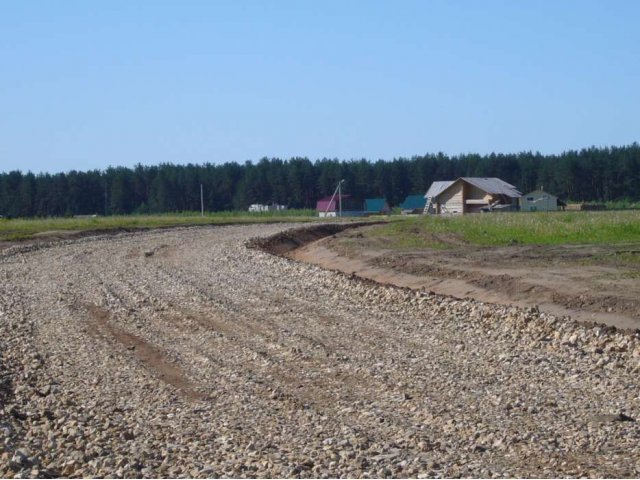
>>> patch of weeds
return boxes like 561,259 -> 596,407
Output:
362,211 -> 640,249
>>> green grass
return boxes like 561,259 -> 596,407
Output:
0,210 -> 318,242
6,210 -> 639,247
371,210 -> 640,249
604,199 -> 640,210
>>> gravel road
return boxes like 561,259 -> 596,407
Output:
1,224 -> 640,478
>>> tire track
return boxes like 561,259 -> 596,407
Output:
83,303 -> 207,401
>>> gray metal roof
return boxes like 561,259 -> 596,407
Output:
424,181 -> 454,199
425,177 -> 521,199
461,177 -> 521,197
522,189 -> 558,199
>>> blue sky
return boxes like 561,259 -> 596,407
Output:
1,0 -> 639,173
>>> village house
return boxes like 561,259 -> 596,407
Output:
519,189 -> 559,212
316,194 -> 365,217
424,177 -> 521,214
399,194 -> 427,214
364,198 -> 390,215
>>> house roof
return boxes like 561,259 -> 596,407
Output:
316,194 -> 357,212
426,177 -> 521,199
364,198 -> 388,212
317,194 -> 351,202
522,189 -> 558,199
460,177 -> 521,197
400,194 -> 427,210
424,181 -> 455,199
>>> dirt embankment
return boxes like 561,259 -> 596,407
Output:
247,221 -> 379,256
274,223 -> 640,331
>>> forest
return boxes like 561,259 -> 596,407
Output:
1,144 -> 639,217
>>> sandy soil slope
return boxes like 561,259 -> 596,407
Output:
1,224 -> 640,478
291,225 -> 640,330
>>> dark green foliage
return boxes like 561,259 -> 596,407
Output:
1,144 -> 639,217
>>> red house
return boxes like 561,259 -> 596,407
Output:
316,195 -> 365,217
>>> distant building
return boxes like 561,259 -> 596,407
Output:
316,195 -> 365,217
364,198 -> 390,215
424,177 -> 521,214
565,203 -> 604,211
248,204 -> 287,213
399,194 -> 427,214
520,190 -> 559,212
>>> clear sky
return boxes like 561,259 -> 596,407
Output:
2,0 -> 639,174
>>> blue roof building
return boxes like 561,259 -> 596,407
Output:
364,198 -> 390,215
399,194 -> 427,213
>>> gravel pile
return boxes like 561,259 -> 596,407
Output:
1,224 -> 639,478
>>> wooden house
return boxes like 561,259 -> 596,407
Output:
424,181 -> 454,214
424,177 -> 521,214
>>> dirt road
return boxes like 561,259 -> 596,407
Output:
1,224 -> 640,478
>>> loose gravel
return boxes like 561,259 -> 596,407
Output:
1,224 -> 640,478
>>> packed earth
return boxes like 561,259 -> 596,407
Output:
1,224 -> 640,478
293,224 -> 640,330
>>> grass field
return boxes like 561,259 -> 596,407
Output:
373,210 -> 640,249
4,210 -> 640,247
0,210 -> 317,242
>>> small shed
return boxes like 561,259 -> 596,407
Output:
364,198 -> 390,215
520,190 -> 559,212
399,194 -> 427,214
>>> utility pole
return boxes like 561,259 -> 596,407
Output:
325,179 -> 345,218
200,184 -> 204,217
104,184 -> 108,216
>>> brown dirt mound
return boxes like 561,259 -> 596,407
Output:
247,221 -> 380,256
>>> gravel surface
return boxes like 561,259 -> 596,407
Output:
1,223 -> 640,478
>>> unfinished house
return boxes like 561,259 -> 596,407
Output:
424,177 -> 521,214
423,181 -> 454,214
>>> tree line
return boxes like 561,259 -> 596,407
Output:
1,144 -> 639,217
